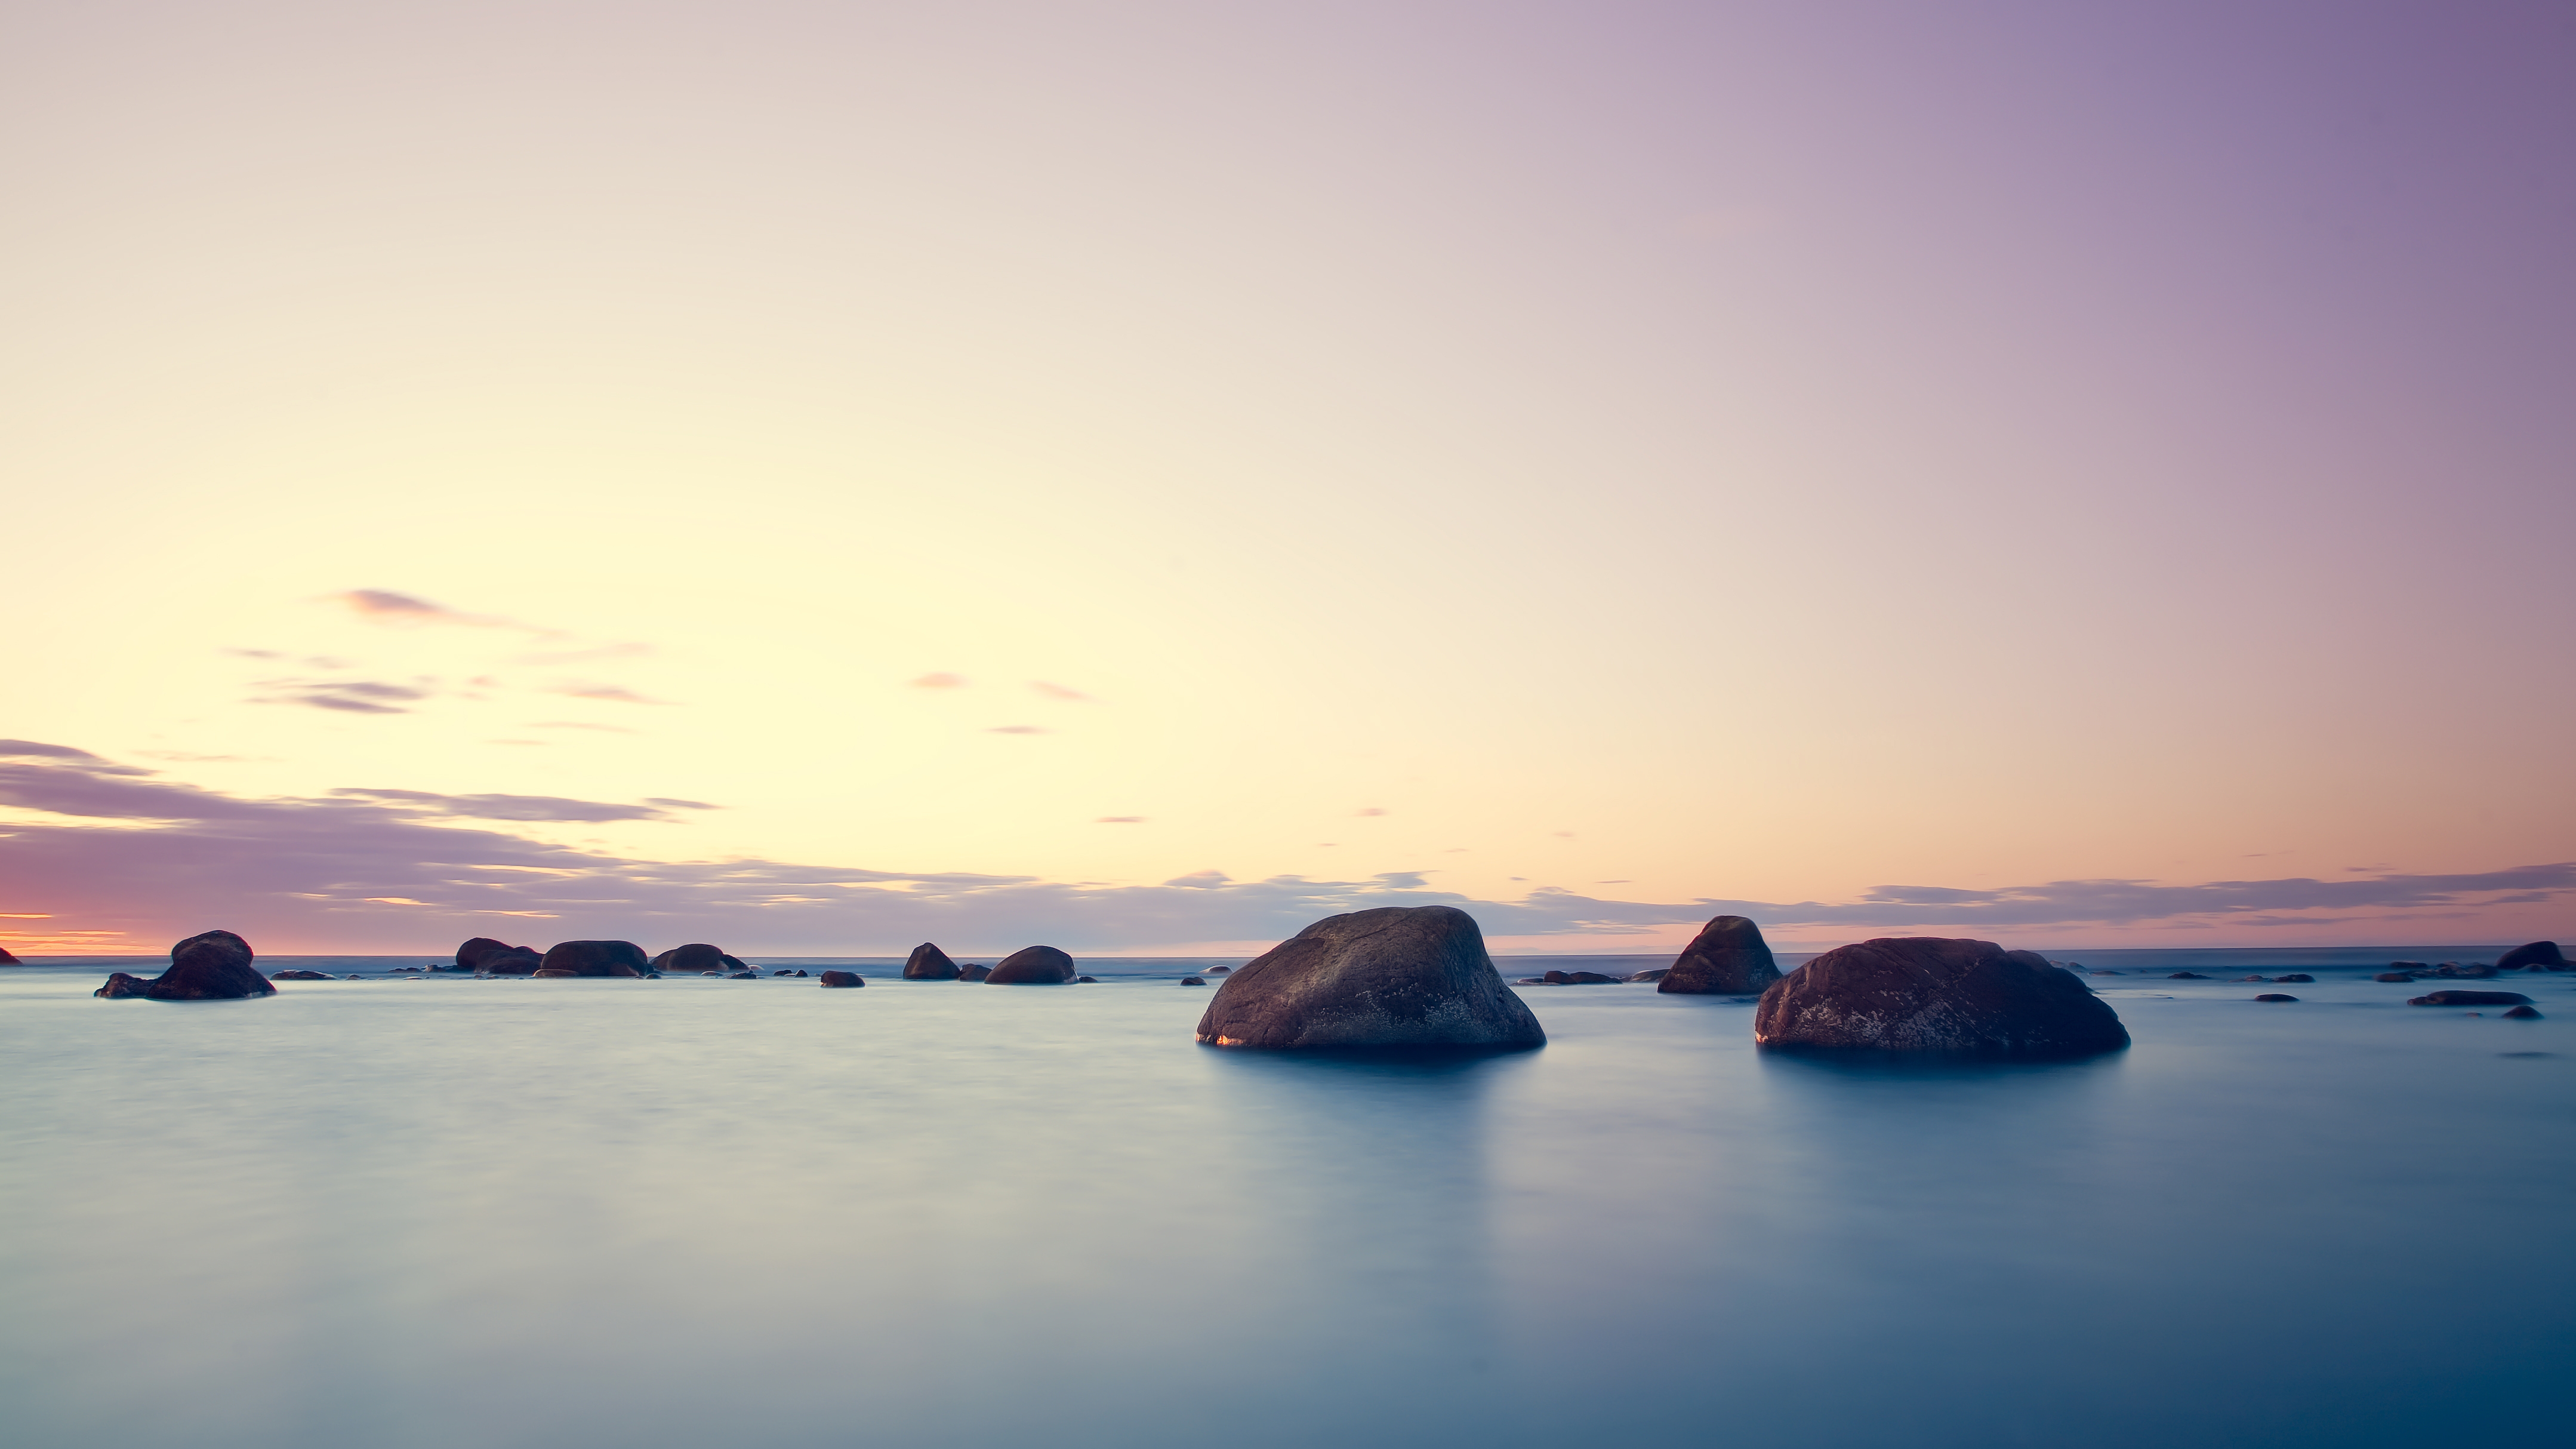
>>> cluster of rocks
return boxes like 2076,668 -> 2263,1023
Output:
94,930 -> 275,1000
2235,973 -> 2314,983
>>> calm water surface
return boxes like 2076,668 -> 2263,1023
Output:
3,949 -> 2570,1448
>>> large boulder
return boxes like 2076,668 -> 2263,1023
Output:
1660,915 -> 1782,995
818,970 -> 864,988
988,946 -> 1077,984
1194,906 -> 1545,1050
94,930 -> 277,1001
649,943 -> 728,974
1754,937 -> 2128,1057
902,942 -> 961,980
537,940 -> 647,977
458,937 -> 545,974
2498,941 -> 2566,971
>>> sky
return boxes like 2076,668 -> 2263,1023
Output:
4,2 -> 2571,957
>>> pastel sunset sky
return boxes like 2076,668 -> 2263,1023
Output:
5,2 -> 2570,956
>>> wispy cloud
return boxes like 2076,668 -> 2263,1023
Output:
327,788 -> 680,823
1096,816 -> 1147,824
513,642 -> 655,666
987,725 -> 1049,735
547,684 -> 668,705
1355,807 -> 1387,817
252,678 -> 433,714
531,721 -> 637,734
331,589 -> 532,630
643,798 -> 720,811
1032,681 -> 1090,701
911,672 -> 967,689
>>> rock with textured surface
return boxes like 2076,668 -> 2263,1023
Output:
649,943 -> 728,974
1194,906 -> 1544,1050
1753,937 -> 2129,1057
94,971 -> 153,998
458,937 -> 545,974
538,940 -> 647,977
2408,989 -> 2532,1007
988,946 -> 1077,984
819,970 -> 864,988
1659,916 -> 1781,996
902,943 -> 960,980
2498,941 -> 2566,971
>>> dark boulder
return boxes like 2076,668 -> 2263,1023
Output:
1206,965 -> 1232,975
720,954 -> 750,971
2499,941 -> 2566,971
270,969 -> 334,980
1626,967 -> 1670,983
458,937 -> 544,974
0,946 -> 20,964
2457,964 -> 2499,979
2088,969 -> 2122,976
1076,976 -> 1098,983
819,970 -> 864,988
126,930 -> 276,1001
959,965 -> 992,982
902,943 -> 961,980
1181,976 -> 1207,986
2168,972 -> 2210,980
771,968 -> 794,976
1194,905 -> 1544,1050
538,940 -> 647,977
2408,990 -> 2534,1007
1660,916 -> 1781,996
1753,937 -> 2130,1057
727,970 -> 759,980
2276,974 -> 2315,983
2374,972 -> 2418,983
649,943 -> 728,974
988,946 -> 1077,985
2236,975 -> 2267,982
2254,993 -> 2299,1002
2389,961 -> 2429,971
1539,968 -> 1617,985
94,972 -> 152,998
2503,1005 -> 2543,1019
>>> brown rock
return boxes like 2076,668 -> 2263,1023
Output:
1194,905 -> 1544,1050
1659,916 -> 1781,996
270,969 -> 335,980
818,970 -> 864,987
2407,990 -> 2534,1007
959,964 -> 991,982
902,943 -> 962,980
1754,937 -> 2130,1057
2498,940 -> 2566,971
0,946 -> 20,964
1625,967 -> 1670,983
988,946 -> 1077,984
137,930 -> 276,1001
458,937 -> 544,974
649,943 -> 728,974
1181,976 -> 1207,986
94,971 -> 152,998
537,940 -> 647,977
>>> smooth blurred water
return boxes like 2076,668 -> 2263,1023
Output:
4,949 -> 2570,1448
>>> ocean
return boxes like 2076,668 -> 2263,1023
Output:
2,946 -> 2568,1448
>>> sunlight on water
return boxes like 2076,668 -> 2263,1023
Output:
2,952 -> 2569,1448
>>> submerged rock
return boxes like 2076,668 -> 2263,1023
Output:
818,970 -> 864,988
2374,971 -> 2419,983
1194,905 -> 1544,1051
1626,967 -> 1670,983
1532,968 -> 1617,985
1205,965 -> 1232,975
2088,970 -> 2122,977
988,946 -> 1077,984
1660,916 -> 1781,996
649,943 -> 728,974
1753,937 -> 2130,1057
727,970 -> 759,980
2254,993 -> 2299,1002
2408,990 -> 2534,1007
2236,975 -> 2268,982
902,943 -> 961,980
458,937 -> 545,974
539,940 -> 647,977
1076,975 -> 1099,983
2168,972 -> 2211,980
532,969 -> 577,979
96,930 -> 278,1002
2498,941 -> 2566,971
2276,974 -> 2315,983
270,969 -> 335,980
2503,1005 -> 2544,1019
959,965 -> 992,982
1181,976 -> 1207,986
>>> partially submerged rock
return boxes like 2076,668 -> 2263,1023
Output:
902,943 -> 961,980
727,970 -> 759,980
2254,993 -> 2298,1002
959,965 -> 992,982
1753,937 -> 2130,1057
2374,971 -> 2418,983
458,937 -> 545,974
988,946 -> 1077,984
270,969 -> 334,980
2168,972 -> 2210,980
1659,916 -> 1780,996
2408,989 -> 2534,1007
538,940 -> 647,977
95,931 -> 276,1001
649,943 -> 729,974
1205,965 -> 1232,975
2276,974 -> 2315,983
1194,905 -> 1544,1050
1181,976 -> 1207,986
1521,968 -> 1619,985
2503,1004 -> 2543,1019
1625,967 -> 1669,983
2498,941 -> 2566,971
1075,975 -> 1099,983
818,970 -> 864,988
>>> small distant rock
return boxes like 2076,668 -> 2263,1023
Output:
2503,1005 -> 2543,1019
2236,975 -> 2267,982
532,969 -> 578,979
2089,970 -> 2122,977
771,968 -> 794,976
1625,967 -> 1669,983
902,942 -> 961,980
538,940 -> 648,977
988,946 -> 1077,984
2374,972 -> 2417,983
818,970 -> 864,988
1206,965 -> 1232,975
2276,974 -> 2315,983
793,970 -> 809,977
1075,975 -> 1098,983
2498,941 -> 2566,971
2168,972 -> 2210,980
1181,976 -> 1207,986
94,972 -> 152,998
1515,976 -> 1550,985
1660,916 -> 1781,996
458,937 -> 545,974
2408,990 -> 2534,1007
959,965 -> 992,982
2254,993 -> 2298,1002
727,970 -> 759,980
270,969 -> 334,980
